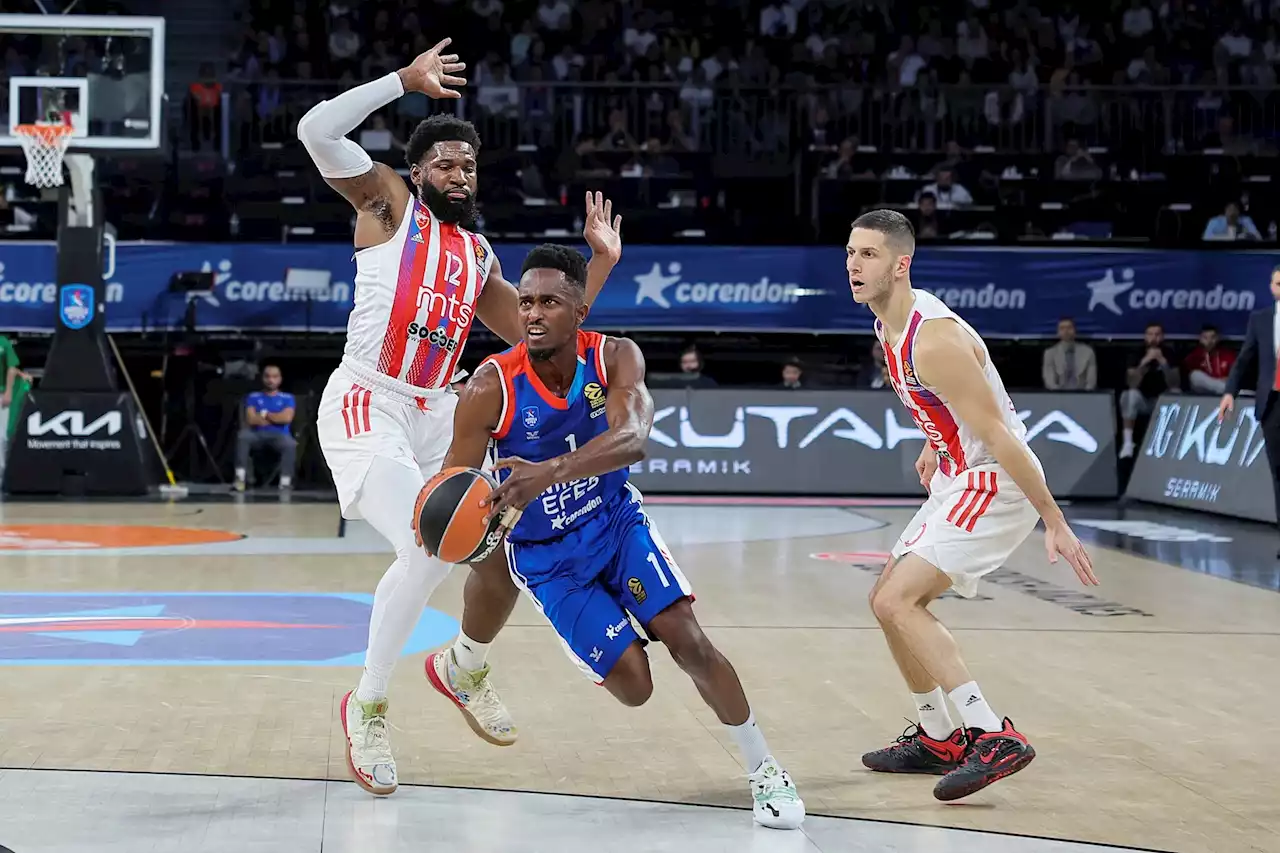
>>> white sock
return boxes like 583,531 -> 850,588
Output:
948,681 -> 1003,733
354,457 -> 452,702
727,710 -> 772,773
912,687 -> 956,739
234,467 -> 246,481
279,475 -> 292,487
1122,427 -> 1134,445
451,630 -> 491,672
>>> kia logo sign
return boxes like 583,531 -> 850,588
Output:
27,410 -> 122,437
630,389 -> 1117,499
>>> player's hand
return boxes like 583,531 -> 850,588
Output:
915,446 -> 937,491
582,191 -> 623,266
484,456 -> 558,526
1217,393 -> 1234,423
399,37 -> 467,100
1044,520 -> 1099,587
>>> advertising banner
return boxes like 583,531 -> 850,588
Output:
4,390 -> 154,496
1124,394 -> 1274,523
0,241 -> 1271,337
628,389 -> 1118,498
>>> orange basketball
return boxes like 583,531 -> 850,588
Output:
413,466 -> 505,564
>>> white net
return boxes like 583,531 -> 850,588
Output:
16,122 -> 74,189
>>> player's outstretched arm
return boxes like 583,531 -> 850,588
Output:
296,38 -> 467,242
473,191 -> 623,346
912,320 -> 1099,586
441,363 -> 504,472
484,338 -> 651,521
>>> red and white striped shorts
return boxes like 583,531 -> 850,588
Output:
890,463 -> 1041,598
316,362 -> 457,520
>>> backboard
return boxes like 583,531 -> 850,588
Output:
0,13 -> 165,152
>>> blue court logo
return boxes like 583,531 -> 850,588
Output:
58,284 -> 94,330
0,592 -> 458,666
522,406 -> 540,429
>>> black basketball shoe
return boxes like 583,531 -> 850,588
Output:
862,722 -> 968,775
933,717 -> 1036,801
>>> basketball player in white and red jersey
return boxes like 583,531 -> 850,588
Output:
846,209 -> 1099,801
296,38 -> 624,796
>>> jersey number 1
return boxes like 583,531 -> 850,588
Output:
564,434 -> 577,452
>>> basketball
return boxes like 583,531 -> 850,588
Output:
413,466 -> 505,564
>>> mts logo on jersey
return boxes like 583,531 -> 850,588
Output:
914,412 -> 946,447
414,251 -> 476,330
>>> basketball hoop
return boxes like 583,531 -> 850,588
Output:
15,121 -> 75,188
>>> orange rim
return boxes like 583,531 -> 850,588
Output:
14,123 -> 74,143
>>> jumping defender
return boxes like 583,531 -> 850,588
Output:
296,37 -> 622,796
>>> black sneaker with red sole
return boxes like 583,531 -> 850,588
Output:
862,723 -> 969,775
933,717 -> 1036,801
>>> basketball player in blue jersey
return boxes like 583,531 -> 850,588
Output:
438,244 -> 805,830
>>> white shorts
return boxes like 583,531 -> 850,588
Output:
317,360 -> 458,519
890,462 -> 1041,598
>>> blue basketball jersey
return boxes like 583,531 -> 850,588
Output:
486,330 -> 628,544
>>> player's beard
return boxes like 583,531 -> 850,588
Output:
420,182 -> 477,229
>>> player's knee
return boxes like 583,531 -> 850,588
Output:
868,582 -> 883,617
603,642 -> 653,707
870,584 -> 909,625
662,622 -> 718,678
404,539 -> 450,581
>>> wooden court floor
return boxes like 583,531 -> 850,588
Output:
0,499 -> 1276,853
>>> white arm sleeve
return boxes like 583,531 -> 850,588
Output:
296,71 -> 405,180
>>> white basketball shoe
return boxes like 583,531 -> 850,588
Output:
425,649 -> 518,746
340,690 -> 397,796
749,756 -> 805,829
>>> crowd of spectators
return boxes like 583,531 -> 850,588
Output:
215,0 -> 1280,154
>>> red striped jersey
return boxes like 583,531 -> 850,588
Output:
875,290 -> 1028,477
344,196 -> 495,393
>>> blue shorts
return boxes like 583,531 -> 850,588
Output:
505,487 -> 692,683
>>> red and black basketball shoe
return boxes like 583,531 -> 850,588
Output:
932,717 -> 1036,801
861,722 -> 968,775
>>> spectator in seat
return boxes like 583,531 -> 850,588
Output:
780,357 -> 804,389
1183,324 -> 1236,394
1042,317 -> 1097,390
915,167 -> 972,209
914,191 -> 945,238
678,345 -> 717,388
1054,139 -> 1102,180
1202,201 -> 1262,241
1119,322 -> 1181,458
234,364 -> 296,491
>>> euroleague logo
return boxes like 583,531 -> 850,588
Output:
583,382 -> 607,418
